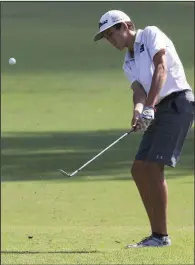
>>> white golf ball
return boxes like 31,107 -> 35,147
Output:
9,58 -> 16,65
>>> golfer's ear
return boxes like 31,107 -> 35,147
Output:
122,22 -> 129,30
127,22 -> 135,31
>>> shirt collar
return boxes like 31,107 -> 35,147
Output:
125,29 -> 144,61
135,29 -> 143,43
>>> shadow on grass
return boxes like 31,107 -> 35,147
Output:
1,129 -> 194,182
1,250 -> 100,254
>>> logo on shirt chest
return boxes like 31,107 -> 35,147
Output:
140,44 -> 145,53
125,60 -> 132,70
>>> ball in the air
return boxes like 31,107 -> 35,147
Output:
9,58 -> 16,65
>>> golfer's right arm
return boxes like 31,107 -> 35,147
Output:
131,81 -> 147,130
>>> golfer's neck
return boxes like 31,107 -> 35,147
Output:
127,34 -> 136,55
128,43 -> 134,52
128,43 -> 134,58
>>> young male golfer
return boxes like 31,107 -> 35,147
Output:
93,10 -> 194,248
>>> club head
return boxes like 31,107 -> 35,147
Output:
58,169 -> 71,177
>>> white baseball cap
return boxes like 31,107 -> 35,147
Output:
93,10 -> 131,42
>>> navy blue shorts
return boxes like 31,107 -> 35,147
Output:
135,90 -> 195,167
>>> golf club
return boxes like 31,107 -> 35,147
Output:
58,128 -> 135,177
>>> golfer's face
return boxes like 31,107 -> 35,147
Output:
103,26 -> 126,50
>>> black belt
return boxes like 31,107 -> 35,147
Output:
156,89 -> 190,106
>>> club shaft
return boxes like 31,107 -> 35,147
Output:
69,129 -> 134,177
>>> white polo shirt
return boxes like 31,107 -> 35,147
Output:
123,26 -> 192,103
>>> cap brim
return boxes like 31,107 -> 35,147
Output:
93,23 -> 114,42
93,32 -> 104,42
93,20 -> 130,42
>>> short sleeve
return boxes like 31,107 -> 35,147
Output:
144,26 -> 166,60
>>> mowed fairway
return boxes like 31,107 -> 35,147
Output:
1,2 -> 194,264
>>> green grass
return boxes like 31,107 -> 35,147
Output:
1,176 -> 194,264
1,2 -> 194,264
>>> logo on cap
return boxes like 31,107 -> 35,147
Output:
111,16 -> 121,23
99,20 -> 108,29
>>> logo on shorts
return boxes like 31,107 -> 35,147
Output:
156,155 -> 163,159
140,44 -> 145,53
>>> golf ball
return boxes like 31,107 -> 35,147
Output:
9,57 -> 16,65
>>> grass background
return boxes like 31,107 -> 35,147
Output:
1,1 -> 194,264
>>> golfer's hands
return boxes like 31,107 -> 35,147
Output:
131,107 -> 155,132
131,110 -> 142,132
140,106 -> 155,130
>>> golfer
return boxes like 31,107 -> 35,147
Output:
93,10 -> 194,247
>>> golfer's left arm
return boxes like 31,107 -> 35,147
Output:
145,49 -> 167,107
